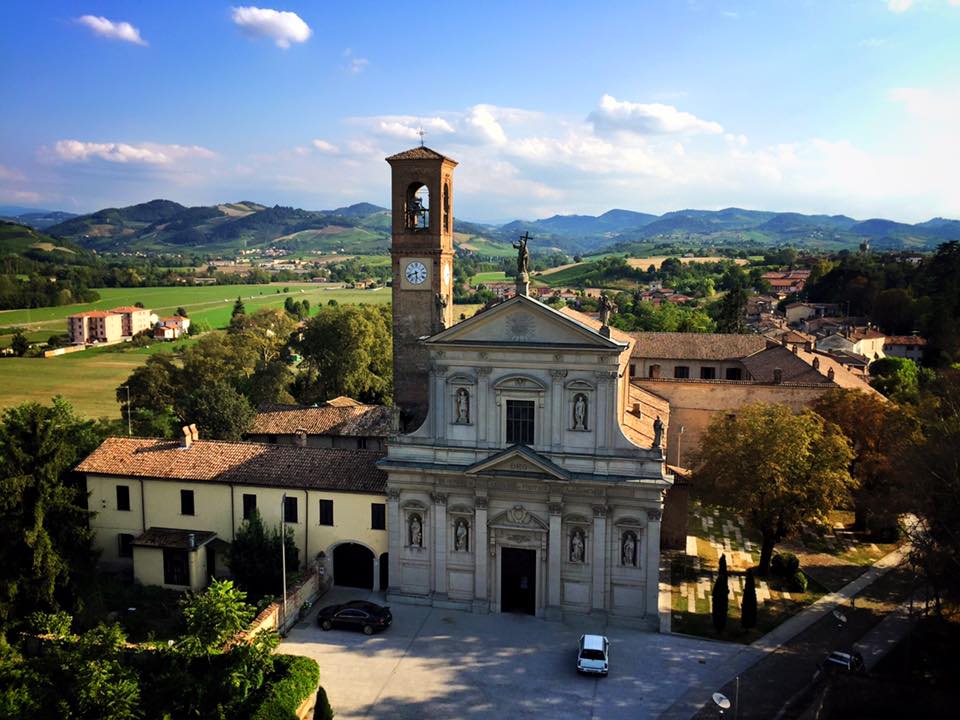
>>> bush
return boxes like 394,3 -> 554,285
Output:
771,552 -> 800,576
789,570 -> 809,593
248,654 -> 320,720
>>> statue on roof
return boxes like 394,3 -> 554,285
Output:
513,232 -> 531,276
599,293 -> 614,326
653,415 -> 664,449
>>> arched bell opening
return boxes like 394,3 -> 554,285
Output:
405,182 -> 430,232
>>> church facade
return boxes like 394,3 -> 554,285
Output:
381,147 -> 671,626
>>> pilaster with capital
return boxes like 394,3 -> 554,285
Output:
645,508 -> 662,619
591,504 -> 608,610
547,500 -> 563,609
432,491 -> 448,597
477,366 -> 492,446
431,364 -> 448,440
387,488 -> 401,587
473,494 -> 489,608
549,369 -> 567,451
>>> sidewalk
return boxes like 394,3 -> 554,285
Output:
659,544 -> 910,719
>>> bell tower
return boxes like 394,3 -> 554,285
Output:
386,146 -> 457,431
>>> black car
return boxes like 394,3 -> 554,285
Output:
316,600 -> 392,635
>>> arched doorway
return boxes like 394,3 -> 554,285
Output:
333,543 -> 374,589
379,553 -> 389,591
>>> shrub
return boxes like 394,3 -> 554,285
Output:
740,569 -> 758,630
249,655 -> 320,720
712,554 -> 729,634
771,552 -> 800,576
789,570 -> 809,593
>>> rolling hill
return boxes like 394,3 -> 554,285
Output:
39,198 -> 960,257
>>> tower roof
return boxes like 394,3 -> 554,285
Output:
385,145 -> 458,164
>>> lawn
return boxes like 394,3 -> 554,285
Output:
0,286 -> 392,419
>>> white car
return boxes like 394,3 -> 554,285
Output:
577,634 -> 609,676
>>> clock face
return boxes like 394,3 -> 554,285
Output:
405,261 -> 427,285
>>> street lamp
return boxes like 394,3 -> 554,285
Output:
281,493 -> 287,623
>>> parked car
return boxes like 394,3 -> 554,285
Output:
317,600 -> 392,635
576,634 -> 609,676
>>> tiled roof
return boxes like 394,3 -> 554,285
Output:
740,345 -> 881,395
249,403 -> 392,437
70,310 -> 114,318
628,332 -> 767,361
76,437 -> 387,494
385,146 -> 457,163
111,306 -> 147,313
133,527 -> 217,550
885,335 -> 927,346
556,306 -> 636,347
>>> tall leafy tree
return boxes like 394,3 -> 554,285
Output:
712,554 -> 729,634
0,398 -> 104,630
227,510 -> 299,600
230,296 -> 245,323
294,304 -> 393,404
741,568 -> 758,630
694,403 -> 854,574
178,381 -> 255,441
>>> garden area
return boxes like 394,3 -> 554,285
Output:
669,500 -> 903,643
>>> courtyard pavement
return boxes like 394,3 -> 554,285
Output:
280,586 -> 741,720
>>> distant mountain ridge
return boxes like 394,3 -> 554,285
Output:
33,198 -> 960,256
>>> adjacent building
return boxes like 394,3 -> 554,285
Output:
247,398 -> 393,451
67,311 -> 124,345
110,306 -> 154,337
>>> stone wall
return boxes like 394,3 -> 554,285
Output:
241,568 -> 330,639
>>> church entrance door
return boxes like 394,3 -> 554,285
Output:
501,547 -> 536,615
333,543 -> 374,589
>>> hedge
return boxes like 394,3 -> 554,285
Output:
248,654 -> 321,720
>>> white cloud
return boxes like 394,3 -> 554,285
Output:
231,6 -> 311,48
342,49 -> 369,74
76,15 -> 147,46
588,94 -> 723,136
0,164 -> 24,181
887,0 -> 914,11
52,140 -> 214,165
311,139 -> 338,153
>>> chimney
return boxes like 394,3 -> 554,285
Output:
791,344 -> 798,354
812,357 -> 820,370
294,428 -> 308,448
189,423 -> 199,442
188,533 -> 196,549
632,402 -> 642,417
773,368 -> 783,384
828,367 -> 836,381
180,425 -> 192,449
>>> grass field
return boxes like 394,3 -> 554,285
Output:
0,286 -> 391,419
472,271 -> 509,284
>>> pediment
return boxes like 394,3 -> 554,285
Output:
425,295 -> 624,349
488,504 -> 549,531
464,445 -> 570,481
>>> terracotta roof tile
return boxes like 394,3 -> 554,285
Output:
628,332 -> 767,361
133,527 -> 217,549
111,306 -> 148,313
249,403 -> 392,437
385,146 -> 457,163
556,306 -> 636,347
884,336 -> 927,346
76,438 -> 387,494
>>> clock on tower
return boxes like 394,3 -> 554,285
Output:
386,146 -> 457,430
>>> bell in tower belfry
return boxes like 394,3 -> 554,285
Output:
386,146 -> 457,431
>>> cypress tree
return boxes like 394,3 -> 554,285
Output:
741,568 -> 758,630
712,553 -> 729,634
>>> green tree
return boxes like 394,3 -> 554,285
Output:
117,354 -> 178,434
0,398 -> 104,630
713,286 -> 749,334
231,296 -> 246,323
295,304 -> 393,404
869,356 -> 926,402
10,331 -> 29,357
178,381 -> 255,440
741,568 -> 757,630
712,554 -> 729,634
813,388 -> 920,535
694,403 -> 855,574
227,510 -> 298,600
175,306 -> 188,317
179,579 -> 255,654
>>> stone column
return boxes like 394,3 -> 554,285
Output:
646,509 -> 662,623
477,366 -> 492,447
387,489 -> 401,595
591,504 -> 608,612
473,496 -> 489,613
547,500 -> 563,619
433,492 -> 448,599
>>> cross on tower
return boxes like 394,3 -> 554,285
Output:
417,127 -> 426,146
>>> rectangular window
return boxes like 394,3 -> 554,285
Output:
700,366 -> 717,380
116,485 -> 130,511
118,533 -> 134,559
284,496 -> 298,524
318,499 -> 333,526
505,399 -> 535,445
725,367 -> 743,380
162,548 -> 189,586
371,503 -> 386,530
180,489 -> 194,516
674,366 -> 690,379
242,493 -> 257,520
356,437 -> 367,450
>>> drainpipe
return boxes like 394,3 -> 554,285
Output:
229,484 -> 235,539
139,478 -> 146,533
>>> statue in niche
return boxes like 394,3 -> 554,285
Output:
653,415 -> 664,448
622,531 -> 637,567
454,518 -> 469,551
570,528 -> 585,563
455,388 -> 470,424
573,393 -> 588,431
409,514 -> 423,547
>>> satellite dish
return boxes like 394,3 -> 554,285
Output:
713,692 -> 731,710
833,609 -> 847,624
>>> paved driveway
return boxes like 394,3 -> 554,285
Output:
280,587 -> 739,720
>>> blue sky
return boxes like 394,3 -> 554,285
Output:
1,1 -> 958,222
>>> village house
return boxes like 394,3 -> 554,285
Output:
884,335 -> 927,362
816,327 -> 886,361
246,397 -> 393,451
75,427 -> 389,592
111,306 -> 154,337
67,310 -> 124,345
